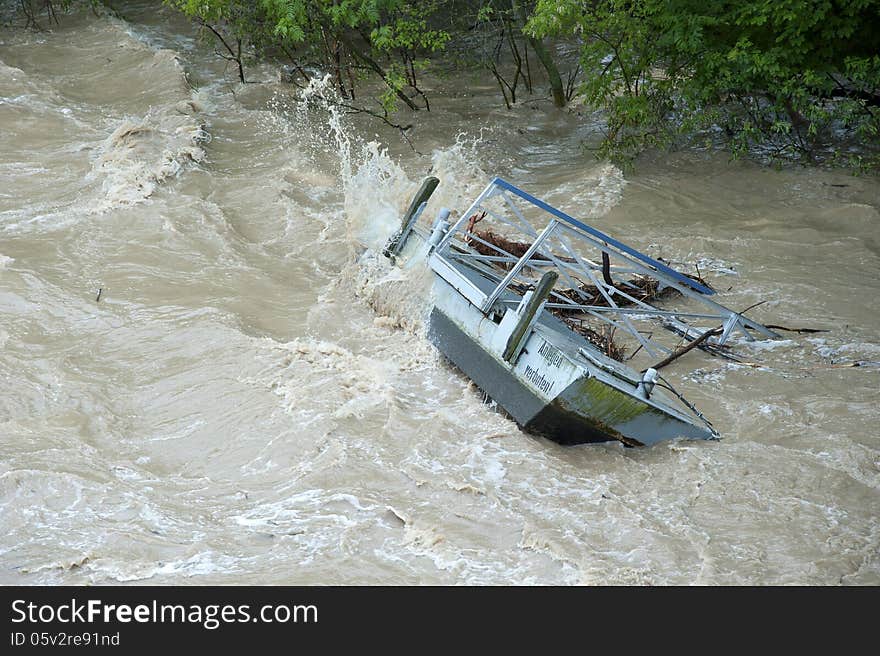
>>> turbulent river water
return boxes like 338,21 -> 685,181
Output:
1,2 -> 878,585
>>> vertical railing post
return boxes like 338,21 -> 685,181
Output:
481,220 -> 558,313
502,270 -> 559,363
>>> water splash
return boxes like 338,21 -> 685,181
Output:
292,75 -> 415,251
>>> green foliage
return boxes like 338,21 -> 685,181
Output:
168,0 -> 449,113
370,3 -> 450,53
17,0 -> 878,168
528,0 -> 880,168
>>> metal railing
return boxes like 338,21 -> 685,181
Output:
429,178 -> 780,360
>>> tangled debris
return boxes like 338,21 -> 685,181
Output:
465,212 -> 543,262
555,276 -> 674,308
465,214 -> 713,361
563,320 -> 628,361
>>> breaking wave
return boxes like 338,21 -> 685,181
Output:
89,48 -> 210,209
3,0 -> 877,587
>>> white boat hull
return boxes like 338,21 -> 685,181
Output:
427,272 -> 715,446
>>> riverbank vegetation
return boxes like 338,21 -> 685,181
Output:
528,0 -> 880,169
12,0 -> 880,170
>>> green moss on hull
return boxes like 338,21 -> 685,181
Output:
567,376 -> 649,426
526,376 -> 651,446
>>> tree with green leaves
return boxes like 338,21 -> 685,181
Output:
12,0 -> 879,169
528,0 -> 880,167
170,0 -> 449,116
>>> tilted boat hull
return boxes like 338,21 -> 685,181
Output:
383,175 -> 774,447
428,275 -> 714,446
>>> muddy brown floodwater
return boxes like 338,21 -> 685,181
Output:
1,1 -> 878,584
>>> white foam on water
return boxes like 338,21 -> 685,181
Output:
2,1 -> 879,588
91,103 -> 208,209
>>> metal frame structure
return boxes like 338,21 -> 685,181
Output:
429,178 -> 780,360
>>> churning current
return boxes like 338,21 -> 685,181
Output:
1,2 -> 878,584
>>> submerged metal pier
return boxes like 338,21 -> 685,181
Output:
428,177 -> 780,362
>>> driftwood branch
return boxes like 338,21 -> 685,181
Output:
601,251 -> 613,286
200,21 -> 245,83
765,324 -> 828,334
648,326 -> 722,372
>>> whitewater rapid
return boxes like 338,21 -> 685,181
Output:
0,1 -> 878,585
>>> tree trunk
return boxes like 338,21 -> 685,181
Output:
512,0 -> 565,107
